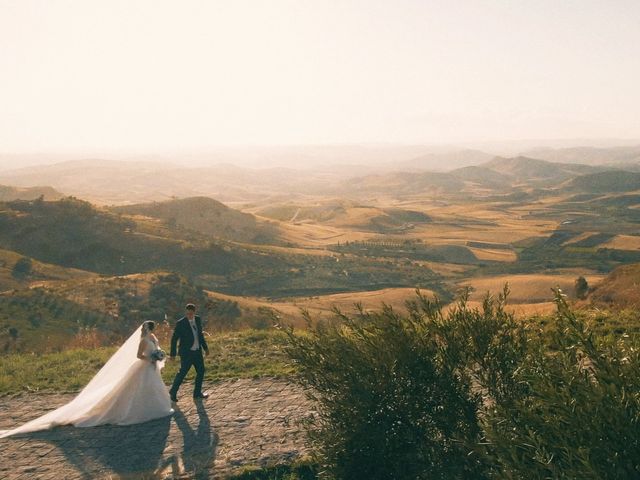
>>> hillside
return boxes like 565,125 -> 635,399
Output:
0,198 -> 444,298
524,145 -> 640,166
345,171 -> 465,195
0,248 -> 95,291
588,263 -> 640,308
566,170 -> 640,193
449,166 -> 512,190
397,149 -> 495,171
0,197 -> 250,277
0,159 -> 356,204
256,200 -> 431,234
0,184 -> 63,201
342,156 -> 614,198
482,156 -> 602,184
113,196 -> 281,244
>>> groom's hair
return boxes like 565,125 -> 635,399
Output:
185,303 -> 196,311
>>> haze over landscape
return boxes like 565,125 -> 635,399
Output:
0,0 -> 640,345
1,0 -> 640,156
2,2 -> 640,478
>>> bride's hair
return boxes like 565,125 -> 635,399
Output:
141,320 -> 155,336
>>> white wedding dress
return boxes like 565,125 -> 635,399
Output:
0,325 -> 174,438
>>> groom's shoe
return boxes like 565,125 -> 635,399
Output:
193,392 -> 209,399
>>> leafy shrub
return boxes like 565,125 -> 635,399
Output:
484,291 -> 640,479
208,298 -> 242,330
285,288 -> 640,479
283,290 -> 520,479
574,275 -> 589,299
11,256 -> 32,278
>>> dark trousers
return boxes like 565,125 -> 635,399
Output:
170,350 -> 205,397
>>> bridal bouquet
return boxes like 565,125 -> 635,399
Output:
150,348 -> 166,362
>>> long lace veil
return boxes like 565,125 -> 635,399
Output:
0,323 -> 144,438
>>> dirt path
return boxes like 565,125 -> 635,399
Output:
0,378 -> 312,479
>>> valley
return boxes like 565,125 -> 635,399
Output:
2,147 -> 640,353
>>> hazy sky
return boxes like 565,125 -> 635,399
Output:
1,0 -> 639,152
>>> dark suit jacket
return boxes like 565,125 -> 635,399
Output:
170,315 -> 209,357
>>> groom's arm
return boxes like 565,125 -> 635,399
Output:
197,317 -> 209,354
170,322 -> 180,358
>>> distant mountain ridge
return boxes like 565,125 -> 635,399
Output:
344,156 -> 621,196
0,159 -> 355,204
481,156 -> 604,183
524,145 -> 640,166
397,149 -> 496,171
1,149 -> 639,204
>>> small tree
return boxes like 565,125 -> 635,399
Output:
575,275 -> 589,299
8,327 -> 18,340
12,256 -> 33,279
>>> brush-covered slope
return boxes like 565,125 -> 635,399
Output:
0,185 -> 63,201
482,156 -> 602,184
566,171 -> 640,193
588,263 -> 640,308
113,196 -> 280,244
0,197 -> 256,277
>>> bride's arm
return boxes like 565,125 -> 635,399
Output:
137,339 -> 147,361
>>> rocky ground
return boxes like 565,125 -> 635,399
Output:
0,378 -> 312,479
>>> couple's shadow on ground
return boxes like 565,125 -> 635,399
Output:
26,400 -> 217,479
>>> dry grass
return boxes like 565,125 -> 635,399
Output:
458,300 -> 557,318
277,221 -> 373,246
562,232 -> 596,246
205,287 -> 436,326
467,247 -> 517,262
0,248 -> 96,292
265,199 -> 560,250
38,272 -> 160,313
458,273 -> 606,304
600,235 -> 640,251
589,263 -> 640,308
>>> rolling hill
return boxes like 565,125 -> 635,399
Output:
344,171 -> 465,195
0,197 -> 444,298
397,149 -> 495,171
342,156 -> 618,198
113,196 -> 281,244
524,145 -> 640,166
482,156 -> 603,184
588,263 -> 640,308
449,166 -> 512,190
0,248 -> 95,291
565,171 -> 640,193
256,200 -> 431,234
0,184 -> 63,201
0,197 -> 262,278
0,158 -> 385,205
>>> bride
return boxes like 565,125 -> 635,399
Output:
0,320 -> 174,438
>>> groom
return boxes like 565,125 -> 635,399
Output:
169,303 -> 209,402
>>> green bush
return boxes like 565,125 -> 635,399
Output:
484,291 -> 640,479
285,288 -> 640,479
283,289 -> 520,479
574,275 -> 589,299
11,256 -> 32,278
